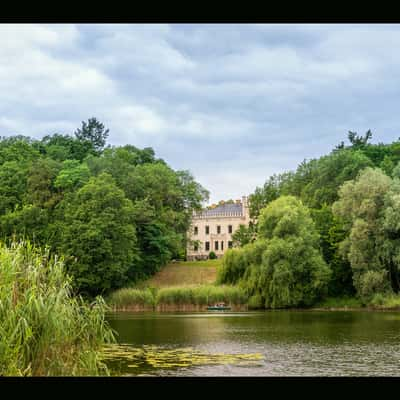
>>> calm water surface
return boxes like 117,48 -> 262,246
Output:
105,310 -> 400,376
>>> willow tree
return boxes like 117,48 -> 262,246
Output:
254,196 -> 331,308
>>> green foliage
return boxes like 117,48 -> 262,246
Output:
40,133 -> 94,161
0,136 -> 40,165
249,174 -> 282,219
358,270 -> 391,303
231,222 -> 257,247
54,160 -> 90,191
369,293 -> 400,308
155,285 -> 247,306
311,205 -> 355,296
220,196 -> 331,309
58,173 -> 139,296
107,288 -> 155,308
0,240 -> 114,376
74,117 -> 109,154
0,161 -> 29,214
347,129 -> 372,149
209,251 -> 217,260
247,294 -> 264,309
298,149 -> 373,209
0,121 -> 207,297
332,168 -> 396,298
217,239 -> 268,285
25,158 -> 61,209
247,132 -> 400,305
314,296 -> 363,309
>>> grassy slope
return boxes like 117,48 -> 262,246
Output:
136,259 -> 222,288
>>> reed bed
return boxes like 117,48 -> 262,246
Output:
108,285 -> 248,309
0,240 -> 115,376
107,287 -> 155,309
157,285 -> 248,306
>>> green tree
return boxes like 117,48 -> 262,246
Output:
254,196 -> 331,308
231,223 -> 257,247
219,196 -> 331,308
74,117 -> 109,154
25,158 -> 61,209
332,168 -> 395,300
249,174 -> 282,219
40,133 -> 94,162
311,205 -> 355,296
0,161 -> 29,215
0,136 -> 40,165
54,160 -> 90,191
59,173 -> 139,296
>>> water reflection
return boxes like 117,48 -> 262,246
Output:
105,310 -> 400,376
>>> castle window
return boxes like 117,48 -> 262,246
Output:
228,241 -> 233,248
205,226 -> 209,235
194,242 -> 199,251
221,241 -> 224,251
205,241 -> 210,251
194,226 -> 198,235
228,225 -> 233,234
217,225 -> 221,234
215,241 -> 219,251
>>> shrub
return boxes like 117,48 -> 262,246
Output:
209,251 -> 217,260
358,270 -> 391,303
0,240 -> 115,376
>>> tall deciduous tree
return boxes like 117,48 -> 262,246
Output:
59,173 -> 139,296
332,168 -> 395,300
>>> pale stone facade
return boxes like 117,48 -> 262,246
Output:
186,196 -> 250,261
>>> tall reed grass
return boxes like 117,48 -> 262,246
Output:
156,285 -> 248,305
0,241 -> 115,376
107,287 -> 155,308
107,285 -> 248,308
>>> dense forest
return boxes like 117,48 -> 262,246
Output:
223,131 -> 400,307
0,118 -> 209,296
3,120 -> 400,308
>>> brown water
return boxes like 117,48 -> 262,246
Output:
104,310 -> 400,376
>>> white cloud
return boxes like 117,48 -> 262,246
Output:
1,23 -> 400,201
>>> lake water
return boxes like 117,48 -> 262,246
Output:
105,310 -> 400,376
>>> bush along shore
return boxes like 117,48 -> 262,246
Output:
107,285 -> 400,312
107,285 -> 248,311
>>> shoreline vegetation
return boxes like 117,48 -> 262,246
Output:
107,284 -> 248,312
106,282 -> 400,312
105,257 -> 400,312
106,276 -> 400,312
0,240 -> 115,376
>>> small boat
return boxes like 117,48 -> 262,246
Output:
207,302 -> 231,311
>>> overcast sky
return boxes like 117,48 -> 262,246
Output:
1,24 -> 400,204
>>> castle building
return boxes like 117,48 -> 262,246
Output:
186,196 -> 250,261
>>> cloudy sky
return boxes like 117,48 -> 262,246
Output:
1,24 -> 400,204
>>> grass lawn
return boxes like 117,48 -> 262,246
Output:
136,259 -> 222,288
